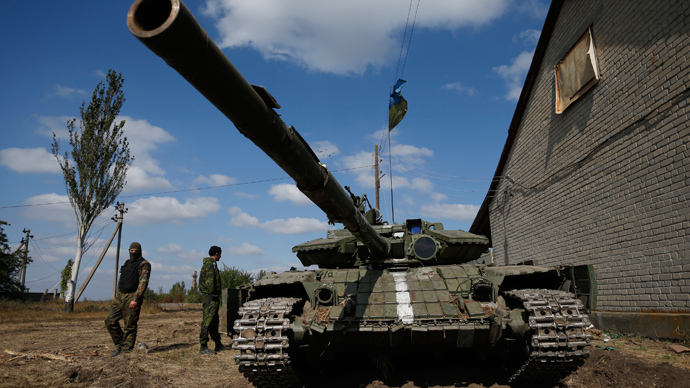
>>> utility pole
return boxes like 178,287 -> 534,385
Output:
113,202 -> 127,299
75,202 -> 126,302
374,145 -> 381,210
19,229 -> 33,288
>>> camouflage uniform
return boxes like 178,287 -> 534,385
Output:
104,257 -> 151,351
199,256 -> 222,347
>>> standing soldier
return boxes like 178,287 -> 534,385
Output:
199,245 -> 226,354
105,242 -> 151,357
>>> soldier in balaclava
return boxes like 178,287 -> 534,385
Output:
105,242 -> 151,356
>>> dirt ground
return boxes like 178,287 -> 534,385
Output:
1,306 -> 689,388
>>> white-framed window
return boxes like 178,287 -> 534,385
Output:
555,27 -> 600,114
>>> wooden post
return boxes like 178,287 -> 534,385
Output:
113,202 -> 127,299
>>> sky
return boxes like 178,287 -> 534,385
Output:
0,0 -> 549,301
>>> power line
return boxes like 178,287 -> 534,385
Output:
0,166 -> 373,210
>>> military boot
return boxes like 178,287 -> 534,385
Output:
215,342 -> 228,352
111,348 -> 122,357
199,345 -> 216,355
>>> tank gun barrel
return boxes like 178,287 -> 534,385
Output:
127,0 -> 390,258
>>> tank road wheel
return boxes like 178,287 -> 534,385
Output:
232,297 -> 303,388
503,289 -> 592,385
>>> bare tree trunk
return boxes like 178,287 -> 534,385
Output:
64,227 -> 85,312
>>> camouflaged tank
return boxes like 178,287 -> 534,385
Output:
127,1 -> 596,386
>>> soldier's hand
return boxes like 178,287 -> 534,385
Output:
129,300 -> 138,309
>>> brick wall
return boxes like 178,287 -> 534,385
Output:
489,0 -> 689,312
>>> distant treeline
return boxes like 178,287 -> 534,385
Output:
145,265 -> 265,303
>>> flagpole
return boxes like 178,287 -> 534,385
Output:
389,130 -> 395,224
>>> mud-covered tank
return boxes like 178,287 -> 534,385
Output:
127,0 -> 595,386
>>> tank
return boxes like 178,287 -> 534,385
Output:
127,1 -> 595,386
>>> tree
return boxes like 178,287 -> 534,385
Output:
0,221 -> 25,296
59,259 -> 74,298
185,286 -> 202,303
142,288 -> 158,302
169,281 -> 186,303
51,70 -> 133,312
219,264 -> 253,289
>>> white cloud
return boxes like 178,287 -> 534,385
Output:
340,141 -> 433,190
157,244 -> 205,261
226,242 -> 264,255
20,193 -> 74,224
204,0 -> 510,75
420,203 -> 480,221
28,115 -> 176,193
195,173 -> 237,186
262,217 -> 330,234
147,260 -> 197,291
0,147 -> 61,173
119,116 -> 176,193
53,84 -> 87,98
517,29 -> 542,46
493,50 -> 535,101
123,166 -> 173,193
391,144 -> 434,161
228,206 -> 329,234
121,116 -> 176,176
127,196 -> 221,225
157,243 -> 184,254
268,184 -> 311,206
411,178 -> 434,192
443,82 -> 477,96
31,235 -> 124,271
229,206 -> 261,228
35,115 -> 73,138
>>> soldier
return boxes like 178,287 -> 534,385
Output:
105,242 -> 151,357
199,245 -> 226,354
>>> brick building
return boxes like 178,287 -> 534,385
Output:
470,0 -> 689,338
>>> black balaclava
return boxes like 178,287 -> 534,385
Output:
129,242 -> 142,261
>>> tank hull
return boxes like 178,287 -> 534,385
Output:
224,264 -> 594,386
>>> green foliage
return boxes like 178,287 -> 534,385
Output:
255,269 -> 268,282
185,287 -> 202,303
142,288 -> 159,301
219,264 -> 253,289
51,69 -> 133,233
0,221 -> 25,295
60,259 -> 74,296
168,281 -> 186,302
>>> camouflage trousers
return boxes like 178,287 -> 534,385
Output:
105,291 -> 142,350
199,294 -> 221,347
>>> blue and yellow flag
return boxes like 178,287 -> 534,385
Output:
388,79 -> 407,131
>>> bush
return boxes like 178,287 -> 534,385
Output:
219,264 -> 253,289
185,288 -> 202,303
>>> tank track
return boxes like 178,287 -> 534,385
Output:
504,289 -> 592,385
232,297 -> 303,388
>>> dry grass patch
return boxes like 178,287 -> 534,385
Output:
0,298 -> 162,323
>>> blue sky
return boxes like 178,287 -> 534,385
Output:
0,0 -> 548,300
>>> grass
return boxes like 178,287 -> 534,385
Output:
0,298 -> 162,323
